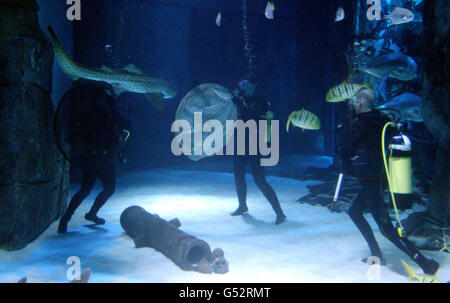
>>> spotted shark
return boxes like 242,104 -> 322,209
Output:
47,26 -> 177,110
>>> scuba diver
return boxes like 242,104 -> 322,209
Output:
57,85 -> 131,234
230,75 -> 286,225
337,88 -> 439,275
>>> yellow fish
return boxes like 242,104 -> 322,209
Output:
401,261 -> 441,283
326,79 -> 373,102
286,108 -> 320,132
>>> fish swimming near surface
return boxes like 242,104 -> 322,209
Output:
384,7 -> 415,25
326,79 -> 373,103
265,2 -> 275,20
47,26 -> 177,110
401,261 -> 440,283
335,6 -> 345,22
377,93 -> 423,122
216,11 -> 222,26
354,52 -> 418,81
286,108 -> 321,132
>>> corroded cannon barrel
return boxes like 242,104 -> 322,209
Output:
120,206 -> 212,271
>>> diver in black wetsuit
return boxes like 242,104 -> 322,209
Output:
58,87 -> 130,234
230,75 -> 286,225
338,89 -> 439,275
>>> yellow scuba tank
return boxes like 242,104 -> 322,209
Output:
382,122 -> 413,237
388,133 -> 413,195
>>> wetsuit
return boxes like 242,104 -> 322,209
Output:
231,94 -> 285,223
58,90 -> 129,233
340,110 -> 438,274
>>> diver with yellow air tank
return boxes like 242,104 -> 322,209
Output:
336,88 -> 440,278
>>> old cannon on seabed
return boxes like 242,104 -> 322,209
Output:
120,206 -> 228,273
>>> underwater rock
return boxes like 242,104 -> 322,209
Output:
212,257 -> 229,274
296,167 -> 361,212
120,206 -> 213,272
420,0 -> 450,228
0,0 -> 69,250
402,212 -> 449,252
327,201 -> 350,213
297,166 -> 434,215
0,34 -> 53,92
297,166 -> 340,182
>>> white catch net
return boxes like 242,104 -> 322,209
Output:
174,83 -> 237,161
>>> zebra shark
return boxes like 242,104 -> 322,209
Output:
47,26 -> 177,110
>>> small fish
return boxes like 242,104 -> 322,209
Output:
335,7 -> 345,22
286,108 -> 320,132
401,261 -> 440,283
326,79 -> 373,103
265,2 -> 275,20
384,7 -> 414,25
216,11 -> 221,27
